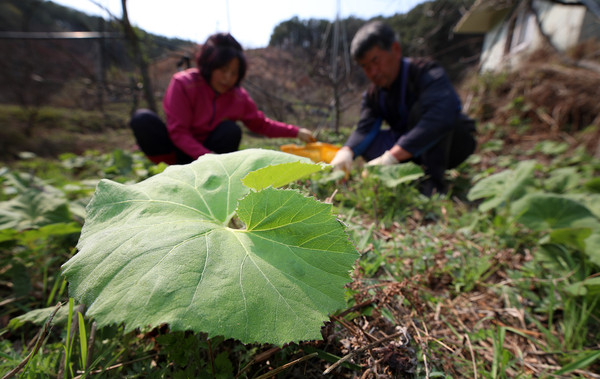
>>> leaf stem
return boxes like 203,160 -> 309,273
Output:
2,302 -> 62,379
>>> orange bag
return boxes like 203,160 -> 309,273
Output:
280,142 -> 340,163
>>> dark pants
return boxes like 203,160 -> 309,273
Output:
129,109 -> 242,165
361,116 -> 476,196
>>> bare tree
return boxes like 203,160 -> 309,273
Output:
120,0 -> 157,113
0,39 -> 83,137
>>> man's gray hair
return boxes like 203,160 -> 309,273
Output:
350,21 -> 400,61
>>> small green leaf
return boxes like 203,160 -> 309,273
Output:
544,167 -> 580,193
242,161 -> 320,190
534,140 -> 569,155
0,228 -> 18,243
61,149 -> 359,345
567,193 -> 600,219
78,312 -> 88,368
213,351 -> 234,378
580,276 -> 600,295
366,162 -> 424,188
317,169 -> 346,184
584,177 -> 600,193
549,228 -> 592,252
564,281 -> 588,296
8,304 -> 70,330
565,277 -> 600,296
553,349 -> 600,375
468,160 -> 536,212
585,233 -> 600,266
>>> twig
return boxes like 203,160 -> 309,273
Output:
524,362 -> 600,379
207,338 -> 216,378
360,367 -> 374,379
323,330 -> 405,375
450,307 -> 471,333
332,314 -> 377,342
410,319 -> 430,378
0,297 -> 23,307
325,188 -> 338,204
337,299 -> 375,318
254,352 -> 318,379
429,336 -> 456,354
86,321 -> 97,370
253,346 -> 282,363
2,302 -> 62,379
434,302 -> 442,321
331,314 -> 362,337
25,328 -> 42,351
236,346 -> 281,378
72,354 -> 158,378
464,333 -> 478,379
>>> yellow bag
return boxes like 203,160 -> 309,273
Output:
280,142 -> 340,163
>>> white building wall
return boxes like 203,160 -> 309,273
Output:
480,20 -> 510,71
534,0 -> 586,51
479,0 -> 587,72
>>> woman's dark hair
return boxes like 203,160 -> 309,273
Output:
350,21 -> 399,61
195,33 -> 247,86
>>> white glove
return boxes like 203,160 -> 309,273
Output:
366,150 -> 399,166
297,128 -> 316,143
330,148 -> 353,172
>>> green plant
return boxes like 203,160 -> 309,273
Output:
319,162 -> 426,226
467,159 -> 537,213
3,117 -> 600,377
490,326 -> 514,379
61,149 -> 359,345
467,157 -> 600,373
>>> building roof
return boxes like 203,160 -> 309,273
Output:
454,0 -> 515,34
454,0 -> 600,34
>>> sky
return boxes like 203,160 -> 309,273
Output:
50,0 -> 427,48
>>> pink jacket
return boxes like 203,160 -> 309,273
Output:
163,68 -> 299,158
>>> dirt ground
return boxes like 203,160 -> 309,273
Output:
460,44 -> 600,159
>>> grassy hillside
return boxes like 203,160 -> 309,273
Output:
1,115 -> 599,377
1,1 -> 600,377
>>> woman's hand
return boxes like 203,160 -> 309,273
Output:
297,128 -> 316,143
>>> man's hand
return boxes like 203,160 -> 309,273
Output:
366,150 -> 399,166
330,147 -> 353,172
297,128 -> 316,143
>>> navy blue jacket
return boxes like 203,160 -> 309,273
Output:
346,57 -> 462,158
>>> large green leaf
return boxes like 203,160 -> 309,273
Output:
511,193 -> 600,231
61,149 -> 359,345
467,160 -> 536,212
242,161 -> 324,190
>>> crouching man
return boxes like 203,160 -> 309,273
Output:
331,21 -> 476,196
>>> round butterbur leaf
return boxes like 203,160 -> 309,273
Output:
61,149 -> 359,345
